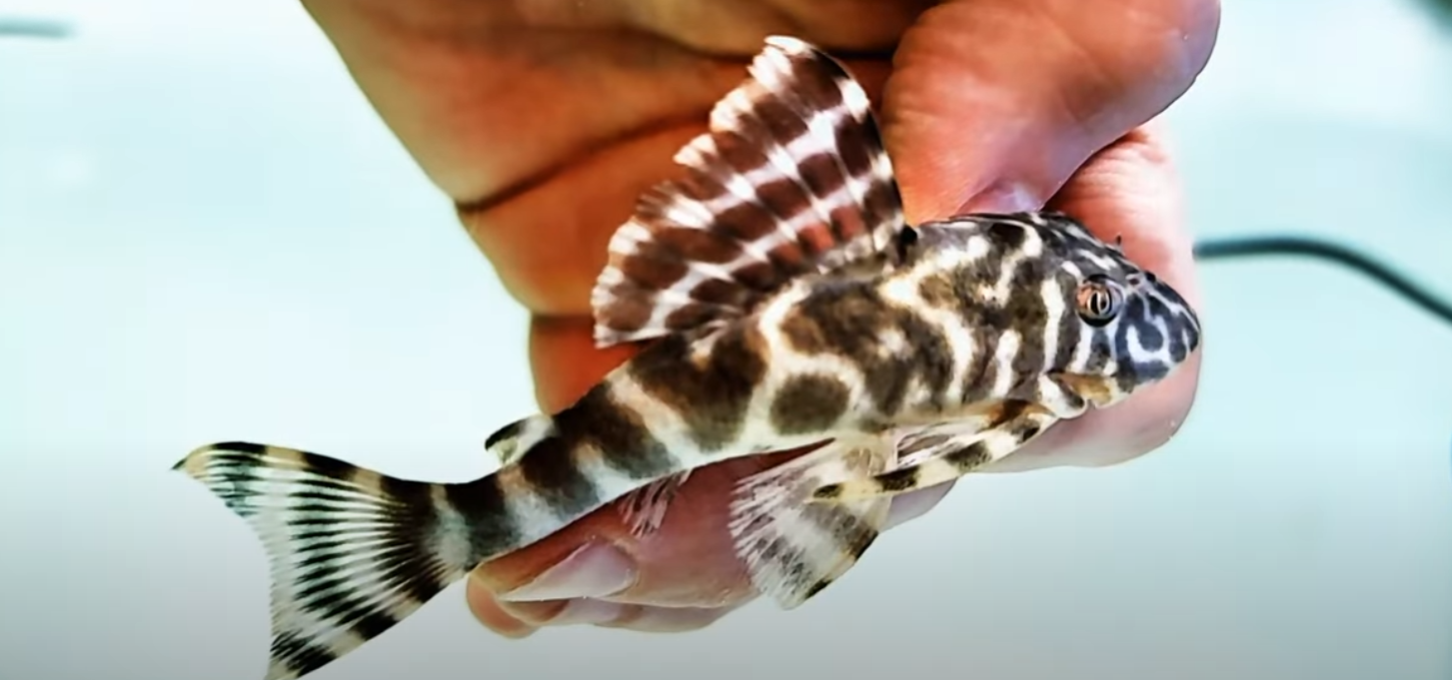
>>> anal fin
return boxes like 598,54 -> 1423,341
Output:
726,435 -> 896,609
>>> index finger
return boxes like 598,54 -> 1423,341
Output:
882,0 -> 1221,221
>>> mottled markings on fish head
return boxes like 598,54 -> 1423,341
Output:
1027,212 -> 1202,410
901,212 -> 1199,415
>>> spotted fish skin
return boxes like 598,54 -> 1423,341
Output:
172,35 -> 1202,680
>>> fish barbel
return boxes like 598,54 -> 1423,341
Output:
173,35 -> 1202,680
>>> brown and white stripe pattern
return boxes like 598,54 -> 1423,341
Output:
170,36 -> 1203,680
174,443 -> 487,680
786,211 -> 1204,501
589,35 -> 906,348
727,433 -> 898,608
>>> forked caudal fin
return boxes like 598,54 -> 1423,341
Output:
173,441 -> 494,680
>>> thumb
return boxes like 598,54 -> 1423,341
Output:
881,0 -> 1220,221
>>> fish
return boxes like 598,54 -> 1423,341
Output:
172,35 -> 1203,680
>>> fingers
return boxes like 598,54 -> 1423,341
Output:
308,0 -> 1219,640
470,0 -> 1220,633
469,315 -> 958,635
978,120 -> 1204,472
881,0 -> 1221,222
463,439 -> 797,635
459,124 -> 702,317
467,588 -> 743,637
459,60 -> 894,316
463,451 -> 951,637
300,0 -> 905,317
872,0 -> 1217,472
301,0 -> 752,204
475,331 -> 796,613
527,316 -> 644,413
467,456 -> 759,608
467,0 -> 1220,316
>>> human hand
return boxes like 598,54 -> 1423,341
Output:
300,0 -> 1218,637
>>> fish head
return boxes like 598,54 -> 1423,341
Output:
1031,212 -> 1201,409
911,211 -> 1202,411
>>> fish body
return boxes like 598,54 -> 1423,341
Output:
174,36 -> 1202,680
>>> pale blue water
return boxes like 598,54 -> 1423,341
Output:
2,1 -> 1450,679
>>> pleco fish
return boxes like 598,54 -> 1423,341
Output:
174,35 -> 1203,680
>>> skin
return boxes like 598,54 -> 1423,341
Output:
298,0 -> 1220,638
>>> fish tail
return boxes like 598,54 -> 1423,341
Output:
173,441 -> 501,680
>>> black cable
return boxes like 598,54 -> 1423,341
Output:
1193,235 -> 1452,328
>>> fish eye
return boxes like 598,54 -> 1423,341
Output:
1075,275 -> 1123,326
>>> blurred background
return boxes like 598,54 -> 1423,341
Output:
2,1 -> 1449,679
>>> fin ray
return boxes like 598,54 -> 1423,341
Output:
814,407 -> 1060,502
175,442 -> 482,680
726,435 -> 896,609
590,35 -> 907,347
616,470 -> 692,538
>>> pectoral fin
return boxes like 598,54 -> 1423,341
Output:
726,435 -> 896,609
811,403 -> 1059,502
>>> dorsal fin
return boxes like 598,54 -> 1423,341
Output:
590,35 -> 907,347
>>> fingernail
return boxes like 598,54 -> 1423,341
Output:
883,482 -> 955,530
551,599 -> 626,626
498,542 -> 637,602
